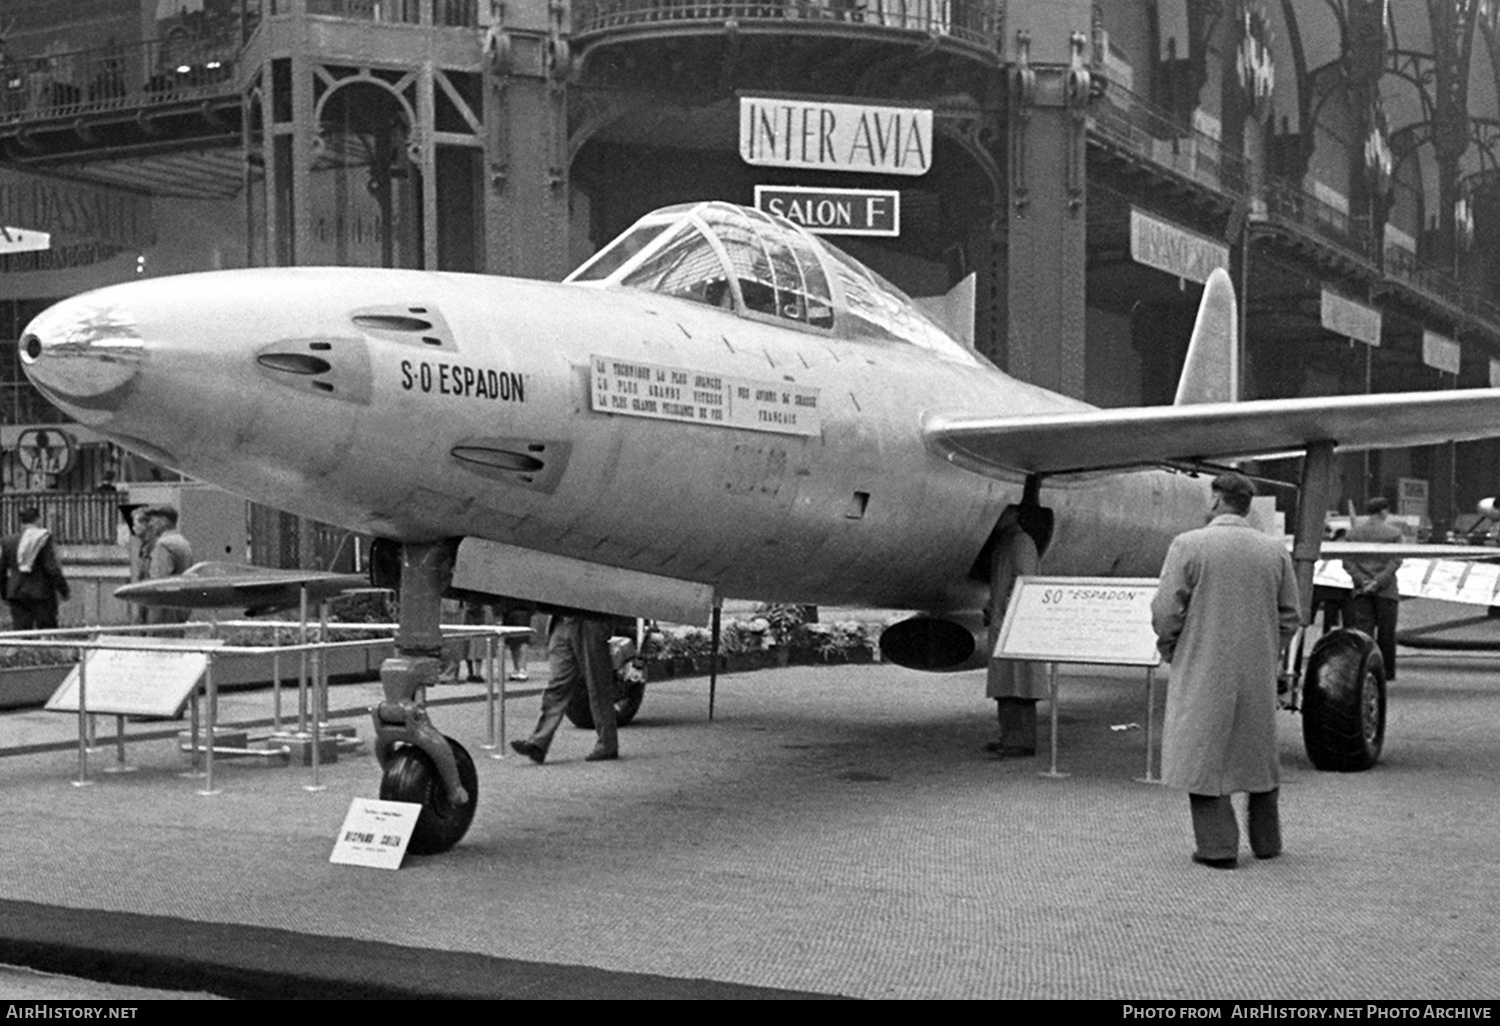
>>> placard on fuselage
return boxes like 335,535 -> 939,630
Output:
591,355 -> 821,437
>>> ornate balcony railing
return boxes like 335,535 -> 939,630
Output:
1258,175 -> 1378,265
572,0 -> 1000,51
272,0 -> 479,25
0,493 -> 122,546
1090,85 -> 1249,199
1256,175 -> 1500,336
0,34 -> 239,126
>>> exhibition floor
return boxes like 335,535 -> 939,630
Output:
0,630 -> 1497,999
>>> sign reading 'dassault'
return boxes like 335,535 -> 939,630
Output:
591,355 -> 821,437
739,96 -> 932,176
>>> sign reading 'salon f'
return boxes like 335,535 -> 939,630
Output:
754,186 -> 900,237
739,96 -> 932,176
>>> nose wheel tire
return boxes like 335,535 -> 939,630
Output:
1301,628 -> 1386,772
379,736 -> 478,855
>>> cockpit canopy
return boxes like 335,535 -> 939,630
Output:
565,201 -> 977,363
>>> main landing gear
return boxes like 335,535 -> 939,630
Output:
1288,442 -> 1386,772
564,636 -> 647,729
1299,628 -> 1386,771
371,540 -> 478,855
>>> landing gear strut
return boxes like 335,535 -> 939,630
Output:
1289,443 -> 1386,771
371,540 -> 478,855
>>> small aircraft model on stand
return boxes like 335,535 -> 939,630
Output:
23,201 -> 1500,853
114,561 -> 371,616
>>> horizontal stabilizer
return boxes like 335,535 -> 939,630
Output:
927,388 -> 1500,478
1317,556 -> 1500,605
1315,541 -> 1499,560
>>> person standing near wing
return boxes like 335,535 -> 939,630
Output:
1342,496 -> 1403,681
1150,472 -> 1300,870
985,516 -> 1044,757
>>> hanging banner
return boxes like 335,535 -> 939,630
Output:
1422,330 -> 1460,375
1128,208 -> 1230,284
1320,289 -> 1381,346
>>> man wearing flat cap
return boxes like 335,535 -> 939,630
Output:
1151,472 -> 1300,869
141,505 -> 194,626
1342,496 -> 1402,681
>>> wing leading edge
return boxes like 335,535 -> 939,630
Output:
925,388 -> 1500,478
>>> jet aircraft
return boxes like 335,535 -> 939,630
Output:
21,200 -> 1500,853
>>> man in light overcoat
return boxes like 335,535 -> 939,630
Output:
1150,472 -> 1300,869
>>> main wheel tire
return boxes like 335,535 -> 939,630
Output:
1302,628 -> 1386,772
613,679 -> 646,726
379,736 -> 478,855
564,676 -> 647,729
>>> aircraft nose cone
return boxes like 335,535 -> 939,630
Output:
20,297 -> 145,423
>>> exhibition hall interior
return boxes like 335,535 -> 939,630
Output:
0,0 -> 1497,600
0,0 -> 1498,1003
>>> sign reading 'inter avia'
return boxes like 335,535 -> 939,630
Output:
739,96 -> 932,176
754,186 -> 900,236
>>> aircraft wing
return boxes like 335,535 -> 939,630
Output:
1318,541 -> 1500,560
1315,558 -> 1500,606
925,389 -> 1500,477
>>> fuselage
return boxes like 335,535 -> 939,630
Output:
22,264 -> 1213,614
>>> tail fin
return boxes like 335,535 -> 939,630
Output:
1174,267 -> 1238,405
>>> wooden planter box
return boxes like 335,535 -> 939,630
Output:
0,664 -> 72,710
642,646 -> 877,680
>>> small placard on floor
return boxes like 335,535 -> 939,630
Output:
330,798 -> 421,870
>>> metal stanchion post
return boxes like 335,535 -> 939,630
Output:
1039,662 -> 1069,779
318,601 -> 331,724
1136,667 -> 1161,784
104,713 -> 136,774
181,640 -> 204,778
198,652 -> 221,796
272,647 -> 283,733
304,641 -> 326,792
297,588 -> 310,734
72,644 -> 92,788
497,631 -> 509,752
482,634 -> 500,753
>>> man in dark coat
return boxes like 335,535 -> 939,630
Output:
1151,472 -> 1300,869
1,506 -> 71,631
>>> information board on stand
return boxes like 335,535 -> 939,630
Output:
45,636 -> 223,719
996,577 -> 1162,666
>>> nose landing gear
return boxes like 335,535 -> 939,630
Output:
370,540 -> 478,855
380,730 -> 479,855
